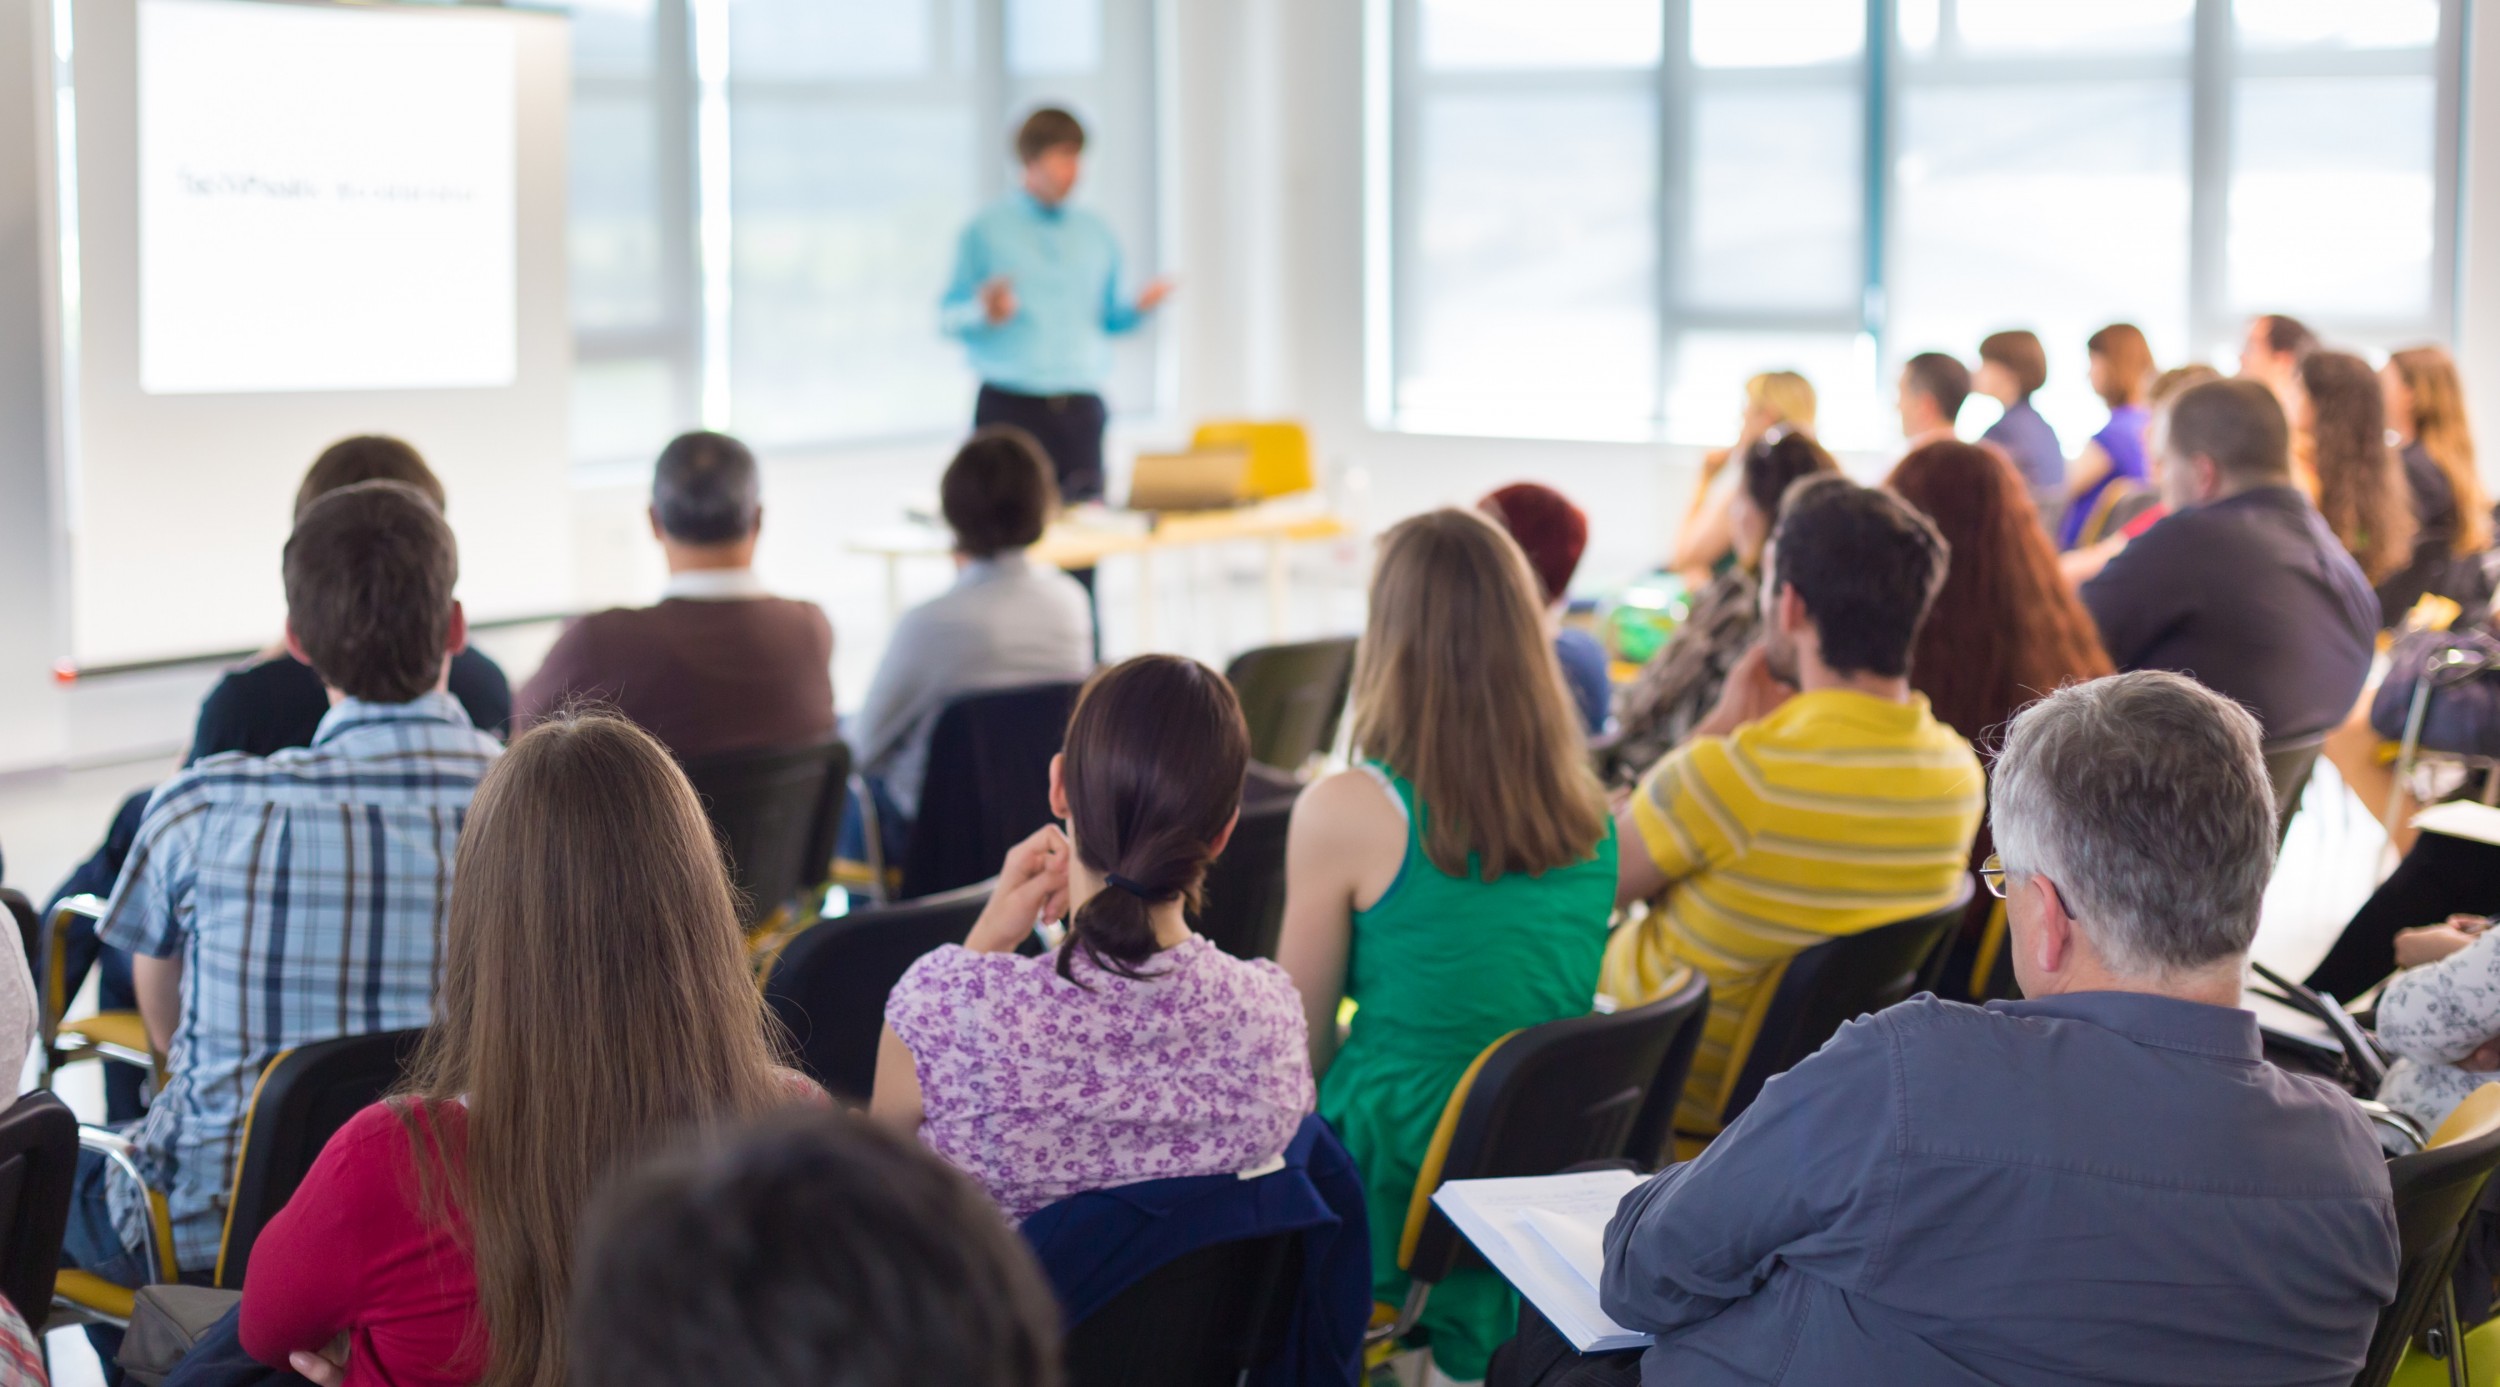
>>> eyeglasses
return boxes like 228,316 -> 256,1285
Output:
1979,853 -> 2008,899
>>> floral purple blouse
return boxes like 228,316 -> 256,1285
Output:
886,935 -> 1314,1222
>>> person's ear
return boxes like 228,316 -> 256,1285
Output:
1048,753 -> 1069,821
282,619 -> 311,667
647,505 -> 665,542
445,600 -> 469,657
1207,808 -> 1240,860
749,506 -> 763,541
2194,454 -> 2221,501
1776,583 -> 1810,638
2025,872 -> 2075,977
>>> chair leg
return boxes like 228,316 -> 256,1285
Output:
2447,1277 -> 2469,1387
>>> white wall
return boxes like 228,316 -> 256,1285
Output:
2459,0 -> 2500,446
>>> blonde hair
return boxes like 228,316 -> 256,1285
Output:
1350,509 -> 1609,881
1745,371 -> 1817,434
400,714 -> 795,1387
2390,345 -> 2491,554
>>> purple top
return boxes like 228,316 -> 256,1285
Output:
887,935 -> 1314,1221
2060,404 -> 2152,549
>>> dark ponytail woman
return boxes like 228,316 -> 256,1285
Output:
871,655 -> 1314,1221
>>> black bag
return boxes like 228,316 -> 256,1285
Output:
2371,628 -> 2500,758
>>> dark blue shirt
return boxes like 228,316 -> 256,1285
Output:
2079,484 -> 2378,739
1980,397 -> 2065,502
1600,992 -> 2396,1387
1555,627 -> 1611,737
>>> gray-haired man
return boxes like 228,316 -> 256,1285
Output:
1492,671 -> 2397,1387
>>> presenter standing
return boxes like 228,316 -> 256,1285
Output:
941,106 -> 1171,528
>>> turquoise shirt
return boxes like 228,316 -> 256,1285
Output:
939,191 -> 1152,396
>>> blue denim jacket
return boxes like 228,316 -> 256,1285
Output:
1602,992 -> 2398,1386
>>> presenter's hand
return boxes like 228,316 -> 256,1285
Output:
980,276 -> 1018,326
1136,277 -> 1177,313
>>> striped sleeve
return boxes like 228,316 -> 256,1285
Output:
1630,740 -> 1743,888
97,780 -> 208,958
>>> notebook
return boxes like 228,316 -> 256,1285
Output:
1432,1171 -> 1654,1354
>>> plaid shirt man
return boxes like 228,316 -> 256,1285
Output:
99,692 -> 500,1270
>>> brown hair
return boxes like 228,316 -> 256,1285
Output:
1767,476 -> 1949,679
651,431 -> 761,545
1740,432 -> 1841,522
2257,314 -> 2319,361
1058,656 -> 1249,982
1351,509 -> 1608,881
2390,345 -> 2491,554
297,436 -> 442,519
2087,323 -> 2155,408
283,481 -> 457,703
2300,350 -> 2418,584
1902,352 -> 1972,422
942,427 -> 1061,559
399,714 -> 796,1387
2148,363 -> 2223,410
1978,330 -> 2048,399
1887,442 -> 2114,750
2166,378 -> 2292,485
1016,107 -> 1086,163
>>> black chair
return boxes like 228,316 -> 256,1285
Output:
761,883 -> 994,1102
1707,880 -> 1972,1133
2260,730 -> 2330,850
1063,1233 -> 1303,1387
1372,971 -> 1712,1345
1192,767 -> 1300,962
679,741 -> 851,926
215,1028 -> 425,1289
898,682 -> 1084,900
1226,639 -> 1358,772
0,1092 -> 74,1333
2358,1089 -> 2500,1387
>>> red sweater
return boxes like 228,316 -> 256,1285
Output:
240,1102 -> 484,1387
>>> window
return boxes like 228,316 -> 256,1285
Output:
566,0 -> 1162,462
1376,0 -> 2463,450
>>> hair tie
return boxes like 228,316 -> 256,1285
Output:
1104,872 -> 1155,899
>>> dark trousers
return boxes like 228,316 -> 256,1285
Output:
2305,832 -> 2500,1002
975,384 -> 1105,658
1486,1305 -> 1645,1387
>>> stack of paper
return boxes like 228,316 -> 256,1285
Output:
1432,1171 -> 1654,1354
2414,799 -> 2500,848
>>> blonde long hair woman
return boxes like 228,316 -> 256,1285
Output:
2384,346 -> 2492,596
1669,370 -> 1816,586
1278,507 -> 1615,1382
238,714 -> 812,1387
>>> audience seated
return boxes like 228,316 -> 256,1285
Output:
2058,363 -> 2221,584
1602,475 -> 1983,1129
64,482 -> 502,1314
2080,378 -> 2377,742
1603,433 -> 1837,787
191,436 -> 514,759
515,431 -> 835,759
873,654 -> 1311,1219
570,1111 -> 1063,1387
2057,323 -> 2156,550
2374,915 -> 2500,1134
1277,508 -> 1617,1382
851,426 -> 1094,852
239,712 -> 816,1387
1973,329 -> 2065,525
1894,350 -> 1967,452
2241,311 -> 2320,409
1479,482 -> 1610,736
2294,350 -> 2419,618
2307,831 -> 2500,1002
1494,672 -> 2398,1387
2384,344 -> 2491,610
1668,371 -> 1814,589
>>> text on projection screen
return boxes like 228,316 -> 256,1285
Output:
138,0 -> 517,395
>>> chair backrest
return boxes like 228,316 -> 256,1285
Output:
1190,769 -> 1300,962
216,1028 -> 424,1289
900,682 -> 1084,900
761,883 -> 994,1102
2259,731 -> 2329,849
1404,974 -> 1714,1284
679,741 -> 851,925
1062,1233 -> 1303,1387
1224,638 -> 1357,772
1189,420 -> 1314,499
0,1092 -> 74,1332
1714,880 -> 1971,1130
2358,1087 -> 2500,1387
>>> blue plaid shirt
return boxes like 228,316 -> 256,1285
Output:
98,693 -> 500,1269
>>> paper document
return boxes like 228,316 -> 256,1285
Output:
1433,1171 -> 1653,1354
2414,800 -> 2500,848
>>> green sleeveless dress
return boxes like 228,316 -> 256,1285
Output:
1316,763 -> 1617,1379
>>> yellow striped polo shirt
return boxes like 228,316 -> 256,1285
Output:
1600,688 -> 1984,1135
